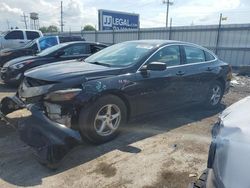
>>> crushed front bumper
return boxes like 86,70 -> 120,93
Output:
0,96 -> 82,168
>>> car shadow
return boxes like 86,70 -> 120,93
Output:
0,104 -> 225,187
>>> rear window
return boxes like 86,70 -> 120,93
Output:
204,51 -> 215,61
26,31 -> 40,40
39,37 -> 59,51
4,31 -> 24,40
184,45 -> 205,64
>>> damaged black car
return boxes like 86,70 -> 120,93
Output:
0,40 -> 232,168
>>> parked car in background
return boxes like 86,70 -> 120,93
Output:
0,35 -> 85,66
0,29 -> 42,49
0,40 -> 232,168
0,41 -> 107,84
189,96 -> 250,188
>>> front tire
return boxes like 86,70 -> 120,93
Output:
205,81 -> 224,109
78,95 -> 127,144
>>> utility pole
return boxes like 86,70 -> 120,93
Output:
21,12 -> 28,29
169,17 -> 172,39
60,1 -> 64,32
162,0 -> 174,28
215,13 -> 227,55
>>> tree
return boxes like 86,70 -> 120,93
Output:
39,26 -> 47,33
83,25 -> 96,31
39,25 -> 59,33
47,25 -> 58,33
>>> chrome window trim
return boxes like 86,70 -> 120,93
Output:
136,43 -> 217,72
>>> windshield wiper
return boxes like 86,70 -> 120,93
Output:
87,61 -> 111,67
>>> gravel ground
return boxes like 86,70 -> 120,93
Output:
0,75 -> 249,188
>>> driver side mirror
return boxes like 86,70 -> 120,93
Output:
142,62 -> 167,71
54,50 -> 65,58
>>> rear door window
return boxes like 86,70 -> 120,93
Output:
184,46 -> 205,64
4,31 -> 24,40
63,44 -> 88,56
26,31 -> 40,40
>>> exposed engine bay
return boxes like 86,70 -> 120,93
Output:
44,102 -> 72,128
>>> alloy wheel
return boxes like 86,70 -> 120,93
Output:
94,104 -> 121,136
210,85 -> 222,106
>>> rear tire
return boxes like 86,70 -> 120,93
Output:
78,95 -> 127,144
205,81 -> 224,109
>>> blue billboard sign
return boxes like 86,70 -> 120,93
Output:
98,9 -> 140,31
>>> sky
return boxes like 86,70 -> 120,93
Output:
0,0 -> 250,31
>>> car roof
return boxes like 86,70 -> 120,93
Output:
62,41 -> 108,46
10,29 -> 41,32
122,39 -> 203,48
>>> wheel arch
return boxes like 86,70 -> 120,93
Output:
215,77 -> 226,92
77,89 -> 131,122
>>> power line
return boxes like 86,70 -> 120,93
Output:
21,12 -> 28,29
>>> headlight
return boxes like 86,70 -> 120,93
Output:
44,88 -> 82,101
10,60 -> 33,69
1,51 -> 12,56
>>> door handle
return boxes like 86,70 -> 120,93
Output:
176,71 -> 185,76
19,41 -> 25,43
206,67 -> 213,71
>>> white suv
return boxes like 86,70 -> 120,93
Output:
0,29 -> 43,49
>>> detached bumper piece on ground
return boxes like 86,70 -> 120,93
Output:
0,96 -> 82,169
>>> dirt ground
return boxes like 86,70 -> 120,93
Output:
0,75 -> 249,188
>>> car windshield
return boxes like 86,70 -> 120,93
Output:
85,42 -> 155,67
37,43 -> 68,56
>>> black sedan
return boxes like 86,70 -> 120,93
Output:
0,41 -> 107,84
0,35 -> 86,66
0,40 -> 232,168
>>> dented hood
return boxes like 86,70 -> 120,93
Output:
19,61 -> 122,98
24,61 -> 121,82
